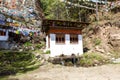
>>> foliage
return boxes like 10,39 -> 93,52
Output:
110,50 -> 120,59
94,38 -> 101,46
41,0 -> 66,19
45,50 -> 50,54
0,51 -> 39,76
24,42 -> 32,47
78,53 -> 109,67
35,43 -> 44,49
40,0 -> 94,22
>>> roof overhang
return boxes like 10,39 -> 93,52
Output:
42,19 -> 90,33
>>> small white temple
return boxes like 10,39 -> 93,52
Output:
42,19 -> 89,57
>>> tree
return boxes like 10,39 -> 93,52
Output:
40,0 -> 97,22
41,0 -> 67,20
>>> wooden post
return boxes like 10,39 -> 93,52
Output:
96,0 -> 99,21
78,1 -> 81,21
105,0 -> 108,9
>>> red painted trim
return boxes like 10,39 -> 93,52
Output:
48,28 -> 82,34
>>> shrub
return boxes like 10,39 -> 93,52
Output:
78,53 -> 109,67
110,50 -> 120,58
0,51 -> 39,76
45,50 -> 50,54
24,42 -> 32,47
35,43 -> 44,49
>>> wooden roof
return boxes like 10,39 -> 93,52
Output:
42,19 -> 90,32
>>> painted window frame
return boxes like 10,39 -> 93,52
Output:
55,34 -> 65,44
0,30 -> 6,36
70,34 -> 78,44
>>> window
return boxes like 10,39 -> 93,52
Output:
0,30 -> 6,36
70,34 -> 78,43
56,34 -> 65,43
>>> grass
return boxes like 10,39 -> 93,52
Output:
0,76 -> 9,80
94,38 -> 101,46
24,42 -> 32,47
110,50 -> 120,59
78,53 -> 109,67
45,50 -> 50,54
33,49 -> 44,54
35,42 -> 45,49
0,51 -> 40,77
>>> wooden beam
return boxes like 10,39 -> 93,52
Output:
48,28 -> 82,34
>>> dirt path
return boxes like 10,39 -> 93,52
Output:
9,63 -> 120,80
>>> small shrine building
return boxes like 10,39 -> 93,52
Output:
42,19 -> 89,57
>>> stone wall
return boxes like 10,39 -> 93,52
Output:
0,41 -> 9,49
0,41 -> 16,49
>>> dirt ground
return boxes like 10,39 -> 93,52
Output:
9,63 -> 120,80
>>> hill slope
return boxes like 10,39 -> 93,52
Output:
83,11 -> 120,58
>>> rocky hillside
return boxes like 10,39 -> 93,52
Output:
0,0 -> 44,50
83,10 -> 120,58
0,0 -> 44,28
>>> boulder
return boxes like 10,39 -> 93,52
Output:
109,32 -> 120,47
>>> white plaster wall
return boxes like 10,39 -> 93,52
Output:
0,30 -> 9,41
49,34 -> 83,57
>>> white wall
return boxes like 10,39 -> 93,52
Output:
47,33 -> 83,57
0,30 -> 9,41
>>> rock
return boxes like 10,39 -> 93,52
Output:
110,58 -> 115,62
19,49 -> 23,52
109,32 -> 120,47
94,60 -> 99,64
31,46 -> 34,51
43,54 -> 50,61
94,64 -> 98,66
95,46 -> 105,53
107,52 -> 111,55
112,58 -> 120,63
